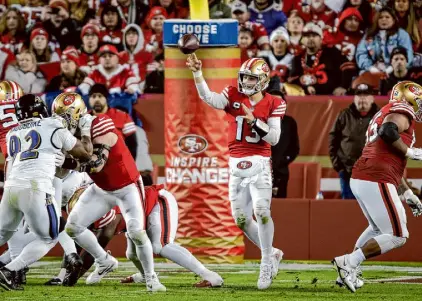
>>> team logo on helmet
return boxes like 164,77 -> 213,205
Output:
63,94 -> 76,106
178,135 -> 208,154
408,84 -> 422,96
237,161 -> 252,170
261,63 -> 270,73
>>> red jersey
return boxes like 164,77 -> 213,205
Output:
241,21 -> 269,49
119,50 -> 154,82
78,49 -> 99,74
0,99 -> 19,156
89,114 -> 140,191
105,108 -> 136,138
100,29 -> 123,50
352,102 -> 416,187
222,86 -> 286,157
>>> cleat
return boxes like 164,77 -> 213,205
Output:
271,248 -> 283,279
44,277 -> 63,286
86,252 -> 118,285
0,267 -> 21,291
195,271 -> 223,288
332,255 -> 356,293
335,265 -> 364,289
20,267 -> 28,285
63,253 -> 83,286
121,272 -> 145,284
257,263 -> 273,290
145,273 -> 166,292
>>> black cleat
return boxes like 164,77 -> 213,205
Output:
44,277 -> 63,286
0,267 -> 21,291
13,270 -> 24,291
20,267 -> 28,285
62,253 -> 83,287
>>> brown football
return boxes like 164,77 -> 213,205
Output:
178,34 -> 200,54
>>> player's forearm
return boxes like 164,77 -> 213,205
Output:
81,136 -> 93,156
254,117 -> 281,146
391,138 -> 409,157
192,71 -> 228,110
398,178 -> 410,195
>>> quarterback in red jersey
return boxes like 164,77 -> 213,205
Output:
333,81 -> 422,293
51,92 -> 165,292
187,55 -> 285,290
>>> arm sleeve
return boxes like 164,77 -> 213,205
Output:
52,128 -> 78,151
262,117 -> 281,146
91,116 -> 116,139
328,113 -> 344,172
355,36 -> 373,71
78,75 -> 95,95
122,114 -> 136,137
125,70 -> 141,93
125,133 -> 137,160
195,79 -> 229,110
397,29 -> 414,68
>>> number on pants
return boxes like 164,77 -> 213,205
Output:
0,104 -> 18,129
235,116 -> 260,143
9,130 -> 42,160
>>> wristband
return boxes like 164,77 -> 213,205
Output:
404,189 -> 414,199
193,70 -> 203,78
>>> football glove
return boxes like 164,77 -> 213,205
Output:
78,114 -> 95,137
403,189 -> 422,217
406,147 -> 422,160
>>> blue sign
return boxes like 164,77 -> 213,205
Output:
163,19 -> 238,47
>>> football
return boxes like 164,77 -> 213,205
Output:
178,33 -> 200,54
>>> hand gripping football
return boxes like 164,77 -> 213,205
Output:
178,34 -> 200,54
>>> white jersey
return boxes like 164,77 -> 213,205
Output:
62,171 -> 92,207
5,117 -> 77,195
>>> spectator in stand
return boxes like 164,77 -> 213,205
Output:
100,4 -> 124,51
323,7 -> 364,62
0,7 -> 26,54
78,23 -> 100,74
68,0 -> 96,29
269,89 -> 299,198
0,47 -> 15,79
42,0 -> 81,50
238,27 -> 258,63
209,0 -> 231,18
392,0 -> 421,51
121,24 -> 154,93
248,0 -> 287,35
286,11 -> 305,55
260,26 -> 294,84
29,28 -> 60,63
379,46 -> 422,95
144,52 -> 164,93
342,0 -> 374,30
115,0 -> 149,25
151,0 -> 189,19
288,22 -> 348,95
134,122 -> 154,185
231,0 -> 270,50
5,49 -> 46,93
45,46 -> 87,92
88,83 -> 138,159
19,0 -> 45,29
328,83 -> 379,199
294,0 -> 337,31
79,44 -> 141,95
356,6 -> 413,75
143,6 -> 166,59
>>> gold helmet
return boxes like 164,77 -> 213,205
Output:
389,80 -> 414,103
0,80 -> 24,102
238,58 -> 270,96
52,92 -> 87,130
391,81 -> 422,122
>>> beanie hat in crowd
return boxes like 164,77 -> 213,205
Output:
89,83 -> 109,99
270,26 -> 290,44
61,46 -> 79,65
81,23 -> 100,39
49,0 -> 69,11
145,6 -> 168,27
30,27 -> 49,42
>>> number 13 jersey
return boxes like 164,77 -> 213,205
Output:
5,117 -> 77,194
222,86 -> 286,158
352,102 -> 416,187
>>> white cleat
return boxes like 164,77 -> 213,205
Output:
271,248 -> 283,279
336,265 -> 364,289
332,255 -> 356,293
257,263 -> 273,290
145,273 -> 166,292
86,253 -> 118,285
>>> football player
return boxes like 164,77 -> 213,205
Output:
0,94 -> 93,291
332,81 -> 422,293
52,92 -> 166,292
186,55 -> 285,289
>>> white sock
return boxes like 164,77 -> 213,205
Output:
257,217 -> 274,265
74,229 -> 107,260
135,239 -> 154,276
6,238 -> 56,271
355,226 -> 380,249
348,248 -> 366,268
160,243 -> 206,276
58,231 -> 77,255
58,268 -> 66,281
0,250 -> 11,265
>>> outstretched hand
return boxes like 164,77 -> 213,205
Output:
186,53 -> 202,72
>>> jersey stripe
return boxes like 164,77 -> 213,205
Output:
390,105 -> 416,119
222,87 -> 229,99
93,126 -> 115,139
93,120 -> 115,134
97,209 -> 116,229
122,122 -> 136,135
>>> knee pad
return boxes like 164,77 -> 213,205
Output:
65,222 -> 85,238
374,234 -> 406,254
126,219 -> 148,246
152,242 -> 163,255
232,209 -> 252,230
253,205 -> 271,225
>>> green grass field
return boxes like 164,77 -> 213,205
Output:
2,260 -> 422,301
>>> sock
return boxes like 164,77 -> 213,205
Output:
0,250 -> 11,265
348,248 -> 366,268
58,268 -> 66,281
73,230 -> 107,260
355,226 -> 380,249
6,238 -> 56,271
160,243 -> 206,276
58,232 -> 77,255
135,239 -> 154,276
257,217 -> 274,265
